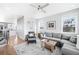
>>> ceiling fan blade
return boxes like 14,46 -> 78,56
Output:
40,3 -> 49,9
40,9 -> 46,13
30,4 -> 38,8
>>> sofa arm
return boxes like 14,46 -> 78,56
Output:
62,44 -> 79,55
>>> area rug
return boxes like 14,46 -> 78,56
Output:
14,39 -> 62,55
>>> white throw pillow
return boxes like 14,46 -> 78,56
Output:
29,34 -> 34,37
70,37 -> 74,42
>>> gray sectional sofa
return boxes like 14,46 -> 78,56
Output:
40,32 -> 79,55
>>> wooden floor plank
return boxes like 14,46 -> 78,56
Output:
0,36 -> 25,55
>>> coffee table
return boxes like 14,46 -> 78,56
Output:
41,39 -> 57,52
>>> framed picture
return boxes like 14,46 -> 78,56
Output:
47,21 -> 56,29
62,16 -> 76,33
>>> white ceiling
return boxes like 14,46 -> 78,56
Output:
0,3 -> 37,17
0,3 -> 79,20
0,3 -> 38,22
34,3 -> 79,18
31,3 -> 48,7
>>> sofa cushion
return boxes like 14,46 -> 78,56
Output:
62,44 -> 79,55
61,35 -> 70,40
61,40 -> 76,46
28,36 -> 35,38
44,32 -> 52,37
53,33 -> 61,39
28,38 -> 36,40
49,37 -> 61,42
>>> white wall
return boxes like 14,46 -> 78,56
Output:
38,8 -> 79,35
5,16 -> 17,37
38,15 -> 61,33
17,16 -> 24,39
24,17 -> 37,37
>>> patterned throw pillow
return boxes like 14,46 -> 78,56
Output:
70,36 -> 77,44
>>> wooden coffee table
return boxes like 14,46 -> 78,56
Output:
41,39 -> 57,52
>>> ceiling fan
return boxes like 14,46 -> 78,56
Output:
30,3 -> 49,13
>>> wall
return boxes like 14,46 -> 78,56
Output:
17,16 -> 24,39
38,8 -> 79,35
24,17 -> 37,37
38,15 -> 61,33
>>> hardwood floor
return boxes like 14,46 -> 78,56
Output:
0,36 -> 25,55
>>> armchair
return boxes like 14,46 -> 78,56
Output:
25,32 -> 36,44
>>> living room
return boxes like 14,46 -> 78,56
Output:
0,3 -> 79,55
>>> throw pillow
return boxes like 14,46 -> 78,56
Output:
44,32 -> 52,37
61,35 -> 70,40
70,36 -> 77,44
29,34 -> 34,37
0,38 -> 3,41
